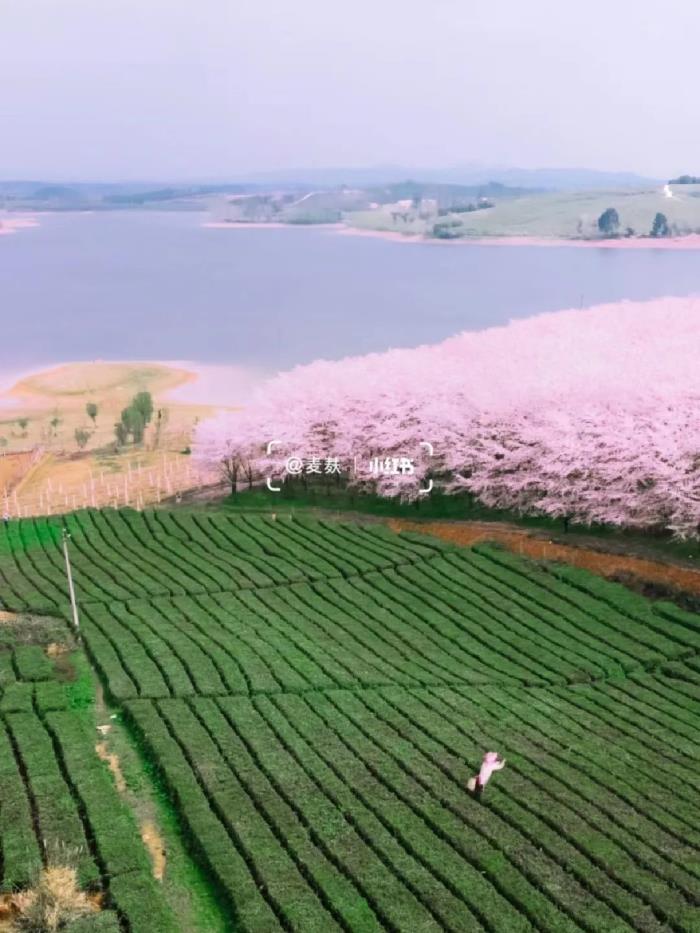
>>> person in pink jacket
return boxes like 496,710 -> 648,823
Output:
468,751 -> 506,799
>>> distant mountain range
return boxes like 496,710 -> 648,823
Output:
233,164 -> 661,191
0,180 -> 257,205
0,177 -> 539,213
0,165 -> 661,204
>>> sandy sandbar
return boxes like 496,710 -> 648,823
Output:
0,360 -> 195,412
0,214 -> 40,236
0,359 -> 269,413
335,226 -> 428,243
202,221 -> 344,230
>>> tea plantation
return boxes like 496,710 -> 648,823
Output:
1,510 -> 699,932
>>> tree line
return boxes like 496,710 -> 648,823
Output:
0,393 -> 163,455
192,295 -> 700,540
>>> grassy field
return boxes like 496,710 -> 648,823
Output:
346,184 -> 700,239
1,508 -> 699,931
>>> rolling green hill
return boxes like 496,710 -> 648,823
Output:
347,183 -> 700,240
448,185 -> 700,238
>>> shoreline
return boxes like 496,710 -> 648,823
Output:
0,363 -> 57,405
0,359 -> 194,411
462,233 -> 700,250
335,226 -> 428,243
203,220 -> 700,250
334,227 -> 700,249
9,210 -> 698,249
0,359 -> 269,412
161,360 -> 269,405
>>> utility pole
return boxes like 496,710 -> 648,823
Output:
62,527 -> 80,633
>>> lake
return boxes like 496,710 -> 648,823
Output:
2,210 -> 700,377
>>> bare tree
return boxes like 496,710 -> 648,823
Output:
241,454 -> 258,490
220,450 -> 242,495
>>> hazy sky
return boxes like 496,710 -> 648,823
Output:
1,0 -> 696,180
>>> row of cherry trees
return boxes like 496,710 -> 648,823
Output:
194,297 -> 700,538
444,402 -> 700,538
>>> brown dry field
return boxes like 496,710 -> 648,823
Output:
0,362 -> 222,515
0,451 -> 33,490
1,361 -> 204,451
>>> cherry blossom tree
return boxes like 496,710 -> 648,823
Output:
193,411 -> 263,494
193,297 -> 700,537
446,401 -> 700,537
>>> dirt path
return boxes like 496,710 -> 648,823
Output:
95,741 -> 127,793
141,822 -> 167,881
388,519 -> 700,596
93,684 -> 167,882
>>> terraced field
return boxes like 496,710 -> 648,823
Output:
1,509 -> 699,932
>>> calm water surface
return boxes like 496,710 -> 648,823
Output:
2,210 -> 700,375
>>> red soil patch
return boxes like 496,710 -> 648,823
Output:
389,519 -> 700,596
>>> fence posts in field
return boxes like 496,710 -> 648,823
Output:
6,450 -> 211,518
